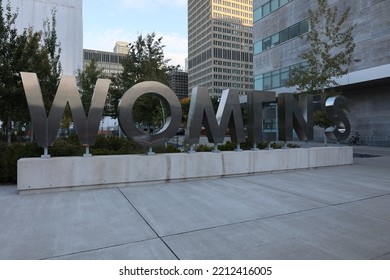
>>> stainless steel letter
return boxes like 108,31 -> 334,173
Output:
325,95 -> 351,141
118,81 -> 182,147
21,72 -> 110,147
216,89 -> 246,144
278,93 -> 313,141
247,91 -> 277,143
186,87 -> 245,145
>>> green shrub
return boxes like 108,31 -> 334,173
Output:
195,144 -> 213,152
154,144 -> 181,154
0,141 -> 42,183
218,141 -> 237,151
0,134 -> 302,184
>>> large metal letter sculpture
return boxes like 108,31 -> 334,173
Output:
216,89 -> 246,144
118,81 -> 182,147
21,72 -> 110,149
325,95 -> 351,141
278,93 -> 314,141
247,91 -> 277,144
186,87 -> 245,145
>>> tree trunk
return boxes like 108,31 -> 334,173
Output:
7,118 -> 12,145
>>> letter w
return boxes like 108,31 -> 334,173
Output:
21,72 -> 110,147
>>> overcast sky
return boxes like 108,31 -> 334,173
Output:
83,0 -> 188,67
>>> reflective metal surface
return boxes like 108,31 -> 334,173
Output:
247,91 -> 276,143
118,81 -> 182,147
21,72 -> 110,147
325,95 -> 351,141
186,87 -> 245,145
278,93 -> 313,141
216,89 -> 245,143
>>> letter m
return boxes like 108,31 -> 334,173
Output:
21,72 -> 110,148
186,87 -> 245,145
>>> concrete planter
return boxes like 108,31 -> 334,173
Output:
17,146 -> 353,194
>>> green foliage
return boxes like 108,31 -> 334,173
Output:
153,144 -> 181,154
195,144 -> 213,152
76,58 -> 105,115
0,135 -> 146,183
218,141 -> 237,151
313,90 -> 340,128
0,141 -> 42,183
180,97 -> 191,124
286,0 -> 355,94
107,33 -> 180,119
0,0 -> 61,142
92,135 -> 144,155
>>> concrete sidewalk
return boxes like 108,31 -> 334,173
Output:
1,145 -> 390,260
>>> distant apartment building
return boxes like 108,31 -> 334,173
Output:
169,70 -> 189,100
188,0 -> 254,96
253,0 -> 390,145
83,49 -> 189,100
6,0 -> 83,75
113,41 -> 130,54
83,49 -> 127,75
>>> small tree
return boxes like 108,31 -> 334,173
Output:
0,1 -> 61,143
286,0 -> 355,143
286,0 -> 355,95
107,33 -> 180,133
76,58 -> 105,114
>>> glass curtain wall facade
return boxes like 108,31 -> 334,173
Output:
253,0 -> 390,93
253,0 -> 390,145
188,0 -> 254,96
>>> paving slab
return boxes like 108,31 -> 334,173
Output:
0,188 -> 156,260
163,206 -> 390,259
1,145 -> 390,260
119,178 -> 325,236
242,168 -> 389,205
50,238 -> 177,260
337,195 -> 390,222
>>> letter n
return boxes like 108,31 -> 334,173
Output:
21,72 -> 110,148
247,91 -> 277,143
278,93 -> 313,141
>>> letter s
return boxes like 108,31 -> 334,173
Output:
325,95 -> 351,141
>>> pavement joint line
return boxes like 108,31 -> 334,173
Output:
239,176 -> 332,206
330,193 -> 390,207
159,205 -> 329,239
41,237 -> 160,260
330,195 -> 390,225
240,176 -> 390,207
371,251 -> 390,260
116,187 -> 181,260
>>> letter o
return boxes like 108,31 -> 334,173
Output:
118,81 -> 182,147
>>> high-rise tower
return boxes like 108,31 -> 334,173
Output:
7,0 -> 83,75
188,0 -> 254,96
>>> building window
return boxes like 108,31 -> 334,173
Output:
254,19 -> 309,55
254,0 -> 291,22
254,61 -> 309,90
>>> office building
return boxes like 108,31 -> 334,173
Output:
188,0 -> 254,96
113,41 -> 130,54
253,0 -> 390,145
169,70 -> 189,100
83,49 -> 127,75
7,0 -> 83,75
